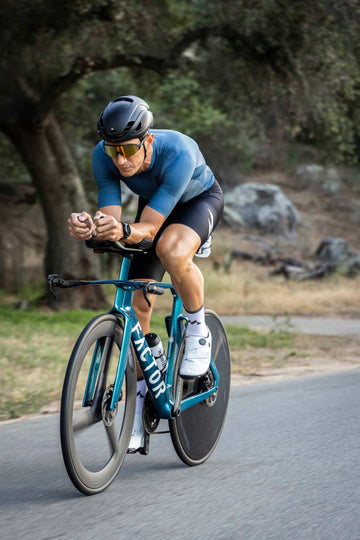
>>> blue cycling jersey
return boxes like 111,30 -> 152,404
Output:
92,129 -> 215,218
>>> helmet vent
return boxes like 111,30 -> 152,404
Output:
114,97 -> 133,103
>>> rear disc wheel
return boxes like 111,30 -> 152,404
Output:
169,310 -> 231,466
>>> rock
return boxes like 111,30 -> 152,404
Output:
314,237 -> 360,277
223,183 -> 300,238
315,237 -> 357,262
295,165 -> 341,195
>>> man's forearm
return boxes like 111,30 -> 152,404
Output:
123,221 -> 158,244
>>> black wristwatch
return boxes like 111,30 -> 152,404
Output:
120,222 -> 131,240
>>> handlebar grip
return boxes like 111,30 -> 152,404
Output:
146,283 -> 165,296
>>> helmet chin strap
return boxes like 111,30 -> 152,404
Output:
139,133 -> 149,171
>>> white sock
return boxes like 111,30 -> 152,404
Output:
186,305 -> 207,337
136,379 -> 146,414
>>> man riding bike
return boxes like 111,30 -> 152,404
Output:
68,95 -> 224,452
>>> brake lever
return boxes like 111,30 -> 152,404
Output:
142,282 -> 165,307
47,274 -> 59,300
142,287 -> 151,308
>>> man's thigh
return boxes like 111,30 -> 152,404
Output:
128,180 -> 223,281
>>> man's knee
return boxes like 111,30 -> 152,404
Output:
156,235 -> 190,271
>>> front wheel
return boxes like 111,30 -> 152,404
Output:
169,310 -> 231,466
60,314 -> 136,495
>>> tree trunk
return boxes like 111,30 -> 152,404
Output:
8,114 -> 107,309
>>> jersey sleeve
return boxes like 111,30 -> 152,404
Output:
147,150 -> 196,218
92,143 -> 122,208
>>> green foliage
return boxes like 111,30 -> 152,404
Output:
152,73 -> 231,138
225,324 -> 294,350
2,0 -> 360,190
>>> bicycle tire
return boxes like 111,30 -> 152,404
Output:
60,314 -> 136,495
169,309 -> 230,466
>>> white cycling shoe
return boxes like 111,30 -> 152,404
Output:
180,330 -> 212,379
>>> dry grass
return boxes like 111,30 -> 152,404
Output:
153,259 -> 360,317
205,262 -> 360,315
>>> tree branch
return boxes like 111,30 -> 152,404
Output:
39,53 -> 166,120
35,24 -> 293,122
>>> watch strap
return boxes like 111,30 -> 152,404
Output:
120,222 -> 131,240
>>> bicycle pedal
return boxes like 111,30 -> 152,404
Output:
180,373 -> 196,381
180,370 -> 209,382
127,432 -> 150,455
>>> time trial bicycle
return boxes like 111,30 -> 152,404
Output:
48,239 -> 230,495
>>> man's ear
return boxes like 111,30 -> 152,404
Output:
146,133 -> 154,147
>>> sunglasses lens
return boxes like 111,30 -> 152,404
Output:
104,145 -> 118,158
121,144 -> 140,157
104,143 -> 141,158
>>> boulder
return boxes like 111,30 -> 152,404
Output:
295,165 -> 341,195
314,237 -> 360,277
315,237 -> 356,262
223,183 -> 300,238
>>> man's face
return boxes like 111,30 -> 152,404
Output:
107,135 -> 153,177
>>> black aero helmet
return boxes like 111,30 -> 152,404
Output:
97,95 -> 153,143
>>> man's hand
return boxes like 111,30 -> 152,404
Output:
68,212 -> 95,240
93,211 -> 123,241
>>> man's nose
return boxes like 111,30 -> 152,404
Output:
115,153 -> 127,165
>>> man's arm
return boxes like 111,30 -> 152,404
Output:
94,205 -> 166,243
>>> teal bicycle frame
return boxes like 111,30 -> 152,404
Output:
81,256 -> 219,420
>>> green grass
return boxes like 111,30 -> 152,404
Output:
225,324 -> 294,349
0,306 -> 294,420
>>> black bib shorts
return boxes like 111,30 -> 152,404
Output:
128,179 -> 224,282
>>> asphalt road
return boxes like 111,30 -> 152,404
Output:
221,315 -> 360,336
1,370 -> 360,539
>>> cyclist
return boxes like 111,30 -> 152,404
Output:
68,95 -> 224,452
